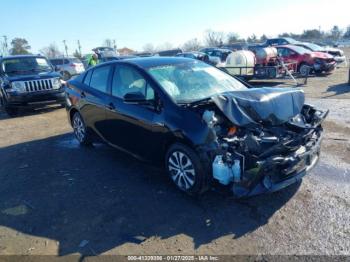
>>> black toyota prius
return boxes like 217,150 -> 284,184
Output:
65,57 -> 328,197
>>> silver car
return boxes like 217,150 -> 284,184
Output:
50,57 -> 85,80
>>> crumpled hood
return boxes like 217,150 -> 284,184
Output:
310,51 -> 334,59
211,87 -> 305,127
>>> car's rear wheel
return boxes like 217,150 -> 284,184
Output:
299,63 -> 310,76
165,143 -> 211,195
72,112 -> 91,146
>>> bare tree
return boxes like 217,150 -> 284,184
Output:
246,34 -> 258,43
182,38 -> 202,51
204,30 -> 224,47
330,25 -> 342,40
143,43 -> 155,53
39,43 -> 63,58
226,33 -> 240,44
156,42 -> 174,51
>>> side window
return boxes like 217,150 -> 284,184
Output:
112,65 -> 155,100
277,48 -> 288,57
90,66 -> 111,93
83,70 -> 93,86
64,59 -> 70,64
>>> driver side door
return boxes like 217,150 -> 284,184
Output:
103,64 -> 162,159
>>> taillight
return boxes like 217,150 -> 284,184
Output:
70,63 -> 77,68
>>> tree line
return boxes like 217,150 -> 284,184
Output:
2,25 -> 350,57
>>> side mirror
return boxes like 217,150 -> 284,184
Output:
54,66 -> 60,72
123,91 -> 147,103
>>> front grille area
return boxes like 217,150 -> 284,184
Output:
24,79 -> 53,92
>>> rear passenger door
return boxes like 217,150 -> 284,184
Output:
79,65 -> 112,138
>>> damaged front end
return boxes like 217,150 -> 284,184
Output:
197,88 -> 328,197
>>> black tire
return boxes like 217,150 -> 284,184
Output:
72,112 -> 92,146
1,96 -> 18,117
4,106 -> 19,117
165,143 -> 211,195
62,71 -> 71,81
298,63 -> 310,77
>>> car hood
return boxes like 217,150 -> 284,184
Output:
6,71 -> 60,82
211,87 -> 305,127
310,51 -> 334,59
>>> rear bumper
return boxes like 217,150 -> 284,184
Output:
5,88 -> 65,107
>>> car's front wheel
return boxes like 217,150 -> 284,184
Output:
1,96 -> 18,117
72,112 -> 91,146
165,143 -> 211,195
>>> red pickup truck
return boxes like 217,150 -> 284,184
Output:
276,45 -> 336,76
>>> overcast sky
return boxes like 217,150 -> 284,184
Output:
1,0 -> 349,54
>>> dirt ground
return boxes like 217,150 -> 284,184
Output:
0,51 -> 349,258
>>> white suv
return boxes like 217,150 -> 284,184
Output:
50,57 -> 85,80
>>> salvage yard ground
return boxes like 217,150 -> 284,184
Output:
0,50 -> 349,256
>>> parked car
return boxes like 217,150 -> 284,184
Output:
50,57 -> 85,80
156,49 -> 183,57
276,45 -> 336,76
295,42 -> 346,64
175,51 -> 210,63
99,55 -> 137,63
199,48 -> 232,65
264,37 -> 300,46
0,55 -> 65,116
65,57 -> 327,197
92,47 -> 119,58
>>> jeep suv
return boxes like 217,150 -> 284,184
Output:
0,55 -> 65,116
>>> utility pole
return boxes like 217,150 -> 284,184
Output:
63,40 -> 68,57
2,35 -> 8,56
77,40 -> 82,57
113,39 -> 117,51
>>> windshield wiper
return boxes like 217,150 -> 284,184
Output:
178,97 -> 213,107
30,68 -> 52,72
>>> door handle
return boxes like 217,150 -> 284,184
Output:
107,102 -> 115,110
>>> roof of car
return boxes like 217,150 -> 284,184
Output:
0,54 -> 47,60
96,57 -> 196,69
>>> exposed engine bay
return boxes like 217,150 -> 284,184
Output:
192,88 -> 328,197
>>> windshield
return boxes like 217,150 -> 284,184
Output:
303,43 -> 323,52
2,57 -> 53,75
291,46 -> 311,54
147,61 -> 247,103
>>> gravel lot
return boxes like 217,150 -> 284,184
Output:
0,52 -> 349,257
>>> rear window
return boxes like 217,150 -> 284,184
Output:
70,58 -> 81,63
50,59 -> 64,66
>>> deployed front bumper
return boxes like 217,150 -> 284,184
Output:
233,134 -> 321,197
314,61 -> 336,72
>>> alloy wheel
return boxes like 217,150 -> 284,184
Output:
168,151 -> 196,190
73,114 -> 86,143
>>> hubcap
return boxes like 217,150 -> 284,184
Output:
168,151 -> 195,190
73,115 -> 85,142
300,65 -> 309,76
